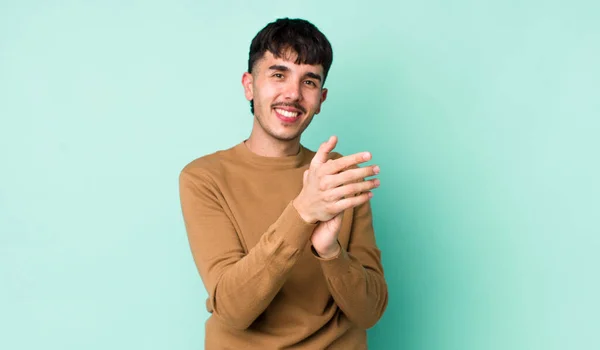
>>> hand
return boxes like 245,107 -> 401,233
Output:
292,135 -> 381,224
311,211 -> 343,258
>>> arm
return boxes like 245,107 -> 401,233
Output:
291,136 -> 386,328
314,200 -> 388,330
179,170 -> 317,330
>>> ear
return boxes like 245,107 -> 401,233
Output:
315,88 -> 328,114
242,72 -> 254,101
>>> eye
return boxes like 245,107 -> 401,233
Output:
304,80 -> 317,86
273,73 -> 284,79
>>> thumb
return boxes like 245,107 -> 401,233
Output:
311,135 -> 337,165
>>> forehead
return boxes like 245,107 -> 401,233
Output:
255,50 -> 324,75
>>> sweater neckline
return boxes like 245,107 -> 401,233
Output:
233,140 -> 308,169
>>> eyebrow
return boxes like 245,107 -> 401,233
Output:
268,65 -> 322,82
305,72 -> 322,82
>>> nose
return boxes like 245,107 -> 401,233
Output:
282,81 -> 302,101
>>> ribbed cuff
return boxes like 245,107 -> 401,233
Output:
277,201 -> 319,250
313,243 -> 352,276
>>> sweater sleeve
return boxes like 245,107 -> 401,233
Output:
179,169 -> 317,330
313,200 -> 388,330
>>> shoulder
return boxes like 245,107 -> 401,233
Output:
179,145 -> 236,187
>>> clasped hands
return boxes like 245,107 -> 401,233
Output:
292,136 -> 380,259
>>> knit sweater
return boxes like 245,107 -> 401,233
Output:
178,141 -> 388,349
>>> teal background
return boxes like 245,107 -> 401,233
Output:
1,1 -> 598,349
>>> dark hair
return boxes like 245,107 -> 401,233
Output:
247,18 -> 333,114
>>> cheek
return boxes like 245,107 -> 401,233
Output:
255,84 -> 277,102
306,91 -> 323,108
268,91 -> 288,109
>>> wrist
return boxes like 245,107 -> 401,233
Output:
314,241 -> 341,259
293,196 -> 317,224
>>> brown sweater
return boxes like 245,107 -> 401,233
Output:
179,141 -> 388,349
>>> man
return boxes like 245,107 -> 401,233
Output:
179,18 -> 387,349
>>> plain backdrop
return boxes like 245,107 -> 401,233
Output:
1,1 -> 599,349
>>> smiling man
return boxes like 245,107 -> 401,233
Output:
179,18 -> 388,349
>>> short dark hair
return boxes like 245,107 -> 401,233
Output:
247,18 -> 333,114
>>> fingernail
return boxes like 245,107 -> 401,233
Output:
374,179 -> 381,186
363,152 -> 371,160
373,166 -> 380,174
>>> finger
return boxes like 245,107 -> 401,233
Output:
326,165 -> 380,189
303,169 -> 309,184
311,135 -> 338,166
327,178 -> 380,201
330,191 -> 373,212
321,151 -> 372,175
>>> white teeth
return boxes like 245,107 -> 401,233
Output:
276,108 -> 299,118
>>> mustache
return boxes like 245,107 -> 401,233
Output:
271,102 -> 306,114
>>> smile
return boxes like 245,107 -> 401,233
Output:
274,108 -> 302,123
275,108 -> 299,118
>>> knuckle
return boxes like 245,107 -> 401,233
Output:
340,187 -> 353,198
340,171 -> 351,182
315,168 -> 325,179
324,203 -> 335,213
324,191 -> 336,202
318,180 -> 328,191
350,182 -> 362,193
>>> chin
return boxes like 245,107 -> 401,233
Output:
272,132 -> 300,142
264,127 -> 300,141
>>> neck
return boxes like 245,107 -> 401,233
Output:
245,126 -> 301,157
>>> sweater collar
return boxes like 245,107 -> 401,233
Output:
233,140 -> 309,169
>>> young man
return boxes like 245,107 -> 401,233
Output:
179,18 -> 387,349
